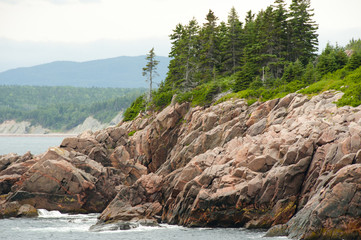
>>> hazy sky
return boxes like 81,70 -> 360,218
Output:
0,0 -> 361,71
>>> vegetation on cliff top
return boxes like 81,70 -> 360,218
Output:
123,0 -> 361,121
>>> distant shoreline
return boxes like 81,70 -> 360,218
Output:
0,134 -> 77,137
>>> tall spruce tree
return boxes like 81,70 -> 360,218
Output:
166,19 -> 200,90
270,0 -> 289,78
166,23 -> 186,89
223,7 -> 243,74
143,48 -> 159,102
183,18 -> 200,87
254,7 -> 277,72
288,0 -> 318,65
198,9 -> 220,82
217,21 -> 229,75
316,43 -> 348,75
234,11 -> 258,92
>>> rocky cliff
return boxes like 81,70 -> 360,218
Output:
1,91 -> 361,239
0,120 -> 50,134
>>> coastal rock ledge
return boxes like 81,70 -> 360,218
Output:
2,91 -> 361,239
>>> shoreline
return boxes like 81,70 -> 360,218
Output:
0,133 -> 77,137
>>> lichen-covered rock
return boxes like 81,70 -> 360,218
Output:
0,202 -> 38,218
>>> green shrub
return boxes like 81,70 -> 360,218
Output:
123,95 -> 146,121
152,90 -> 175,110
176,82 -> 221,106
128,130 -> 137,136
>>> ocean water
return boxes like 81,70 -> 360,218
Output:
0,210 -> 288,240
0,135 -> 69,155
0,137 -> 289,240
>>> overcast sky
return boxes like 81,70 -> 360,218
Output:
0,0 -> 361,72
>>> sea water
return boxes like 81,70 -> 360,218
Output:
0,137 -> 289,240
0,210 -> 288,240
0,135 -> 69,155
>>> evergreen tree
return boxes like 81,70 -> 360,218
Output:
143,48 -> 159,102
269,0 -> 289,78
217,21 -> 229,74
282,59 -> 304,82
233,10 -> 257,92
316,43 -> 347,75
347,51 -> 361,70
183,18 -> 200,87
166,24 -> 186,89
288,0 -> 318,65
198,9 -> 220,82
346,38 -> 361,54
165,19 -> 200,90
254,7 -> 278,74
223,7 -> 243,74
302,61 -> 319,83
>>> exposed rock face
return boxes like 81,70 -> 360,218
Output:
2,91 -> 361,239
69,116 -> 108,134
0,120 -> 50,134
1,147 -> 120,214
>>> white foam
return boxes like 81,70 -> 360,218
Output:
37,209 -> 68,218
96,223 -> 187,234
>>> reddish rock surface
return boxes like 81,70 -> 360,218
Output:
2,91 -> 361,239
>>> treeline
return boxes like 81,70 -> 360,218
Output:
124,0 -> 361,121
0,86 -> 146,130
163,0 -> 318,93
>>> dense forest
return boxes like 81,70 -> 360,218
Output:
0,86 -> 146,131
124,0 -> 361,121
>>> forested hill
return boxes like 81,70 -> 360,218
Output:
0,86 -> 146,131
0,56 -> 170,88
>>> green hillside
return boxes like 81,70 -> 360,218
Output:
0,86 -> 146,131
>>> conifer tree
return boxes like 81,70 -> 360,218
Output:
233,10 -> 257,92
288,0 -> 318,65
282,59 -> 304,82
223,7 -> 243,74
143,48 -> 159,102
316,43 -> 347,75
198,9 -> 220,82
254,7 -> 277,71
166,23 -> 186,88
346,38 -> 361,53
217,21 -> 229,74
166,19 -> 200,90
302,61 -> 319,84
270,0 -> 289,78
183,18 -> 200,87
347,51 -> 361,71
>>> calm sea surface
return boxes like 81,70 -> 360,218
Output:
0,135 -> 69,155
0,136 -> 289,240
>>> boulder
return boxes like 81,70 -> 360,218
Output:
97,174 -> 163,227
0,202 -> 38,218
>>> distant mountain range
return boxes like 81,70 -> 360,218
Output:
0,56 -> 170,88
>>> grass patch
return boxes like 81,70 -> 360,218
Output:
299,66 -> 361,107
128,130 -> 137,136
